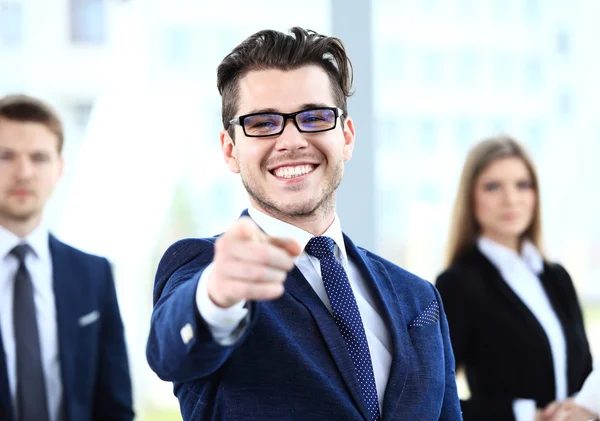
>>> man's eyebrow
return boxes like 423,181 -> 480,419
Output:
244,107 -> 280,115
298,102 -> 331,110
244,103 -> 333,115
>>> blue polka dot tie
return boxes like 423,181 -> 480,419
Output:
305,236 -> 381,421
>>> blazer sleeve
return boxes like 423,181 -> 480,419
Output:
433,284 -> 464,421
145,239 -> 261,383
435,269 -> 516,421
554,263 -> 594,384
93,259 -> 135,421
435,269 -> 472,368
575,368 -> 600,415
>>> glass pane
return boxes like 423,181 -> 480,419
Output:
373,1 -> 600,365
46,1 -> 332,416
0,1 -> 23,45
69,0 -> 106,44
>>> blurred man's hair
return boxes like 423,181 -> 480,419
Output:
0,94 -> 64,153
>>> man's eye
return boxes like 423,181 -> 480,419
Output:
32,154 -> 50,162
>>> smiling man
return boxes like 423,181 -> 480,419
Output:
146,27 -> 462,421
0,94 -> 134,421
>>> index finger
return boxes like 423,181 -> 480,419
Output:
225,240 -> 296,271
268,236 -> 302,258
226,216 -> 269,243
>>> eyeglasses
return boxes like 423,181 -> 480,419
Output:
229,107 -> 344,138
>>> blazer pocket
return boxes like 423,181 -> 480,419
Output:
78,310 -> 100,327
407,311 -> 445,389
408,300 -> 440,329
407,300 -> 443,365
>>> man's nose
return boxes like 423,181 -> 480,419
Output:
274,119 -> 309,151
15,156 -> 35,179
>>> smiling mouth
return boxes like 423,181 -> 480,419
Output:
270,164 -> 317,179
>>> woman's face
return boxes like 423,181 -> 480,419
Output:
473,156 -> 537,247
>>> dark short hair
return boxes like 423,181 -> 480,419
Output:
217,27 -> 354,140
0,94 -> 64,153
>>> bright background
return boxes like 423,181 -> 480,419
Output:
1,0 -> 599,419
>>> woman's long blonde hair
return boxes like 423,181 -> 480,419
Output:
444,135 -> 544,268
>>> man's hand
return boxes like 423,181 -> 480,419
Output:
207,217 -> 302,308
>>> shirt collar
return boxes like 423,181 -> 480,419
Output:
0,222 -> 51,263
477,236 -> 544,275
247,206 -> 348,266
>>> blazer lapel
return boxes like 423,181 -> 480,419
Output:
240,209 -> 370,416
343,235 -> 411,421
0,333 -> 15,421
241,209 -> 410,418
49,235 -> 82,420
475,249 -> 554,361
538,264 -> 569,326
538,264 -> 582,395
285,267 -> 371,420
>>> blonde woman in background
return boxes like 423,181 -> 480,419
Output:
436,136 -> 592,421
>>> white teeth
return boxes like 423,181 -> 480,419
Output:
273,164 -> 314,179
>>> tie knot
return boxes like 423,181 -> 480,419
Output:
305,236 -> 335,260
10,244 -> 31,263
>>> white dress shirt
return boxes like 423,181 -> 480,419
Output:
195,207 -> 392,411
0,224 -> 63,421
575,366 -> 600,416
478,237 -> 568,421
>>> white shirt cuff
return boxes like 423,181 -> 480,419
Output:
513,398 -> 536,421
196,263 -> 249,345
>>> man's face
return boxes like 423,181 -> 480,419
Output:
0,117 -> 63,226
221,66 -> 355,221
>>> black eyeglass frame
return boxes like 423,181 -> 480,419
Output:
228,107 -> 345,138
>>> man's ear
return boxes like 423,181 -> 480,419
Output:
342,116 -> 355,162
220,129 -> 240,173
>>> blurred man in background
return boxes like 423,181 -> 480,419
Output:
0,94 -> 134,421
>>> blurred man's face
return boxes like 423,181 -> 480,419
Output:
0,117 -> 63,229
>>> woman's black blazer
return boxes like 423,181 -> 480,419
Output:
436,247 -> 592,421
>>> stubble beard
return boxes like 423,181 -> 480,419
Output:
240,158 -> 343,224
0,196 -> 43,224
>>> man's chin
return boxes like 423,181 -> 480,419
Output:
0,207 -> 41,223
277,202 -> 319,218
257,197 -> 320,219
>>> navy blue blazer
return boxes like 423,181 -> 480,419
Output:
146,221 -> 462,420
0,235 -> 134,421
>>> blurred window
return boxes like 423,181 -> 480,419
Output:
69,0 -> 106,44
0,1 -> 23,46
